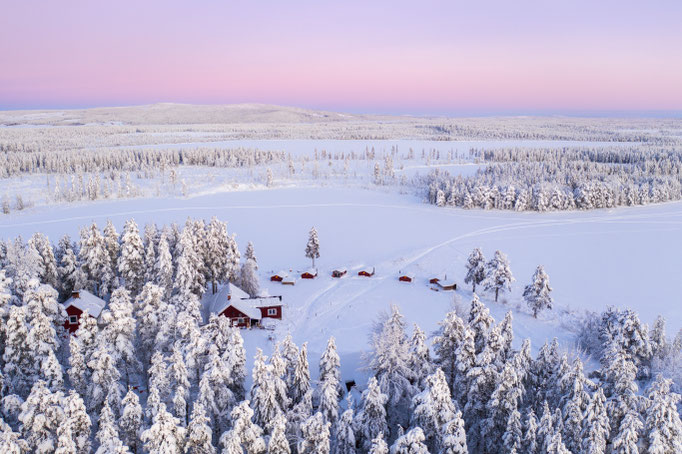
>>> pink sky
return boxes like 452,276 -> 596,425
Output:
1,1 -> 681,114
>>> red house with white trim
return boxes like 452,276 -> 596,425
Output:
204,283 -> 283,328
62,290 -> 106,333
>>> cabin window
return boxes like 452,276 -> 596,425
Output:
237,317 -> 245,324
69,315 -> 78,325
267,308 -> 277,316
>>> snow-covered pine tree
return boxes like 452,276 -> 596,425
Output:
169,343 -> 191,424
3,305 -> 32,396
432,308 -> 470,395
368,306 -> 416,434
239,258 -> 260,297
558,358 -> 591,453
483,362 -> 523,453
298,412 -> 331,454
483,250 -> 514,302
354,376 -> 389,452
173,226 -> 205,297
305,227 -> 320,268
502,409 -> 522,453
522,410 -> 538,454
408,324 -> 432,391
523,265 -> 553,318
55,420 -> 78,454
64,390 -> 92,454
79,223 -> 114,297
118,220 -> 145,296
119,389 -> 142,454
19,380 -> 65,453
186,402 -> 215,454
244,241 -> 257,265
440,412 -> 468,454
0,418 -> 29,453
368,433 -> 389,454
95,401 -> 129,454
57,244 -> 86,300
219,401 -> 266,454
464,248 -> 486,292
545,432 -> 570,454
102,220 -> 120,282
87,343 -> 123,416
143,223 -> 159,285
536,402 -> 554,453
134,283 -> 166,367
580,387 -> 609,454
99,288 -> 138,386
611,407 -> 642,454
390,427 -> 429,454
250,349 -> 286,433
467,293 -> 494,355
140,403 -> 186,454
154,231 -> 174,300
411,368 -> 456,452
205,217 -> 240,295
643,375 -> 682,454
268,414 -> 290,454
318,337 -> 342,426
27,233 -> 58,289
333,408 -> 356,454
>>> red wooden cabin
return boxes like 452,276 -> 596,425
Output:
301,269 -> 318,279
62,290 -> 106,333
270,271 -> 288,282
398,273 -> 415,283
358,267 -> 375,277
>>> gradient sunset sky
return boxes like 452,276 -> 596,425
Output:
2,0 -> 681,114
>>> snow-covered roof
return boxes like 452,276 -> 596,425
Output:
227,300 -> 262,320
399,273 -> 415,279
273,270 -> 289,277
250,297 -> 282,308
282,275 -> 296,283
333,267 -> 347,273
63,290 -> 106,317
302,268 -> 317,275
203,283 -> 262,320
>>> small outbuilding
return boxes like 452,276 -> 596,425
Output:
358,267 -> 375,277
332,268 -> 347,278
270,271 -> 289,282
281,275 -> 296,286
301,269 -> 318,279
398,273 -> 415,283
62,290 -> 106,333
430,275 -> 457,291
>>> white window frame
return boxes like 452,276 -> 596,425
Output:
69,315 -> 78,325
267,308 -> 277,316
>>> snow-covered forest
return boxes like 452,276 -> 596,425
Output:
0,218 -> 680,453
425,145 -> 682,211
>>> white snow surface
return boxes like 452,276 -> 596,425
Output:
2,186 -> 681,385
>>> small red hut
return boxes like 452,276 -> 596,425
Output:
301,269 -> 318,279
398,273 -> 415,283
358,267 -> 375,277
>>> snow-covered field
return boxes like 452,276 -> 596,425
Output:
2,185 -> 680,383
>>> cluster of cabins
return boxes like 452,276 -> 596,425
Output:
270,267 -> 456,290
62,283 -> 284,333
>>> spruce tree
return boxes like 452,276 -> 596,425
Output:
411,369 -> 456,452
523,265 -> 553,318
390,427 -> 429,454
64,390 -> 92,454
118,219 -> 145,296
368,433 -> 389,454
299,412 -> 331,454
440,412 -> 468,454
464,247 -> 486,292
186,402 -> 216,454
119,389 -> 142,454
305,227 -> 320,268
643,375 -> 682,454
141,404 -> 186,454
483,250 -> 514,302
333,408 -> 356,454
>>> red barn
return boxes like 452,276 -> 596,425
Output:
62,290 -> 106,333
398,273 -> 415,283
301,269 -> 318,279
358,267 -> 375,277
